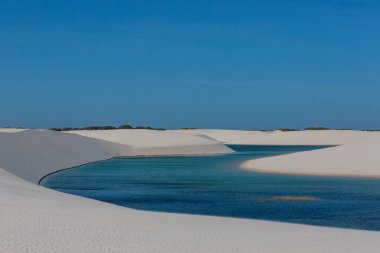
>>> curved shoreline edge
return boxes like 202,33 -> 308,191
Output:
37,157 -> 116,185
240,159 -> 380,179
239,141 -> 380,178
1,129 -> 380,253
38,152 -> 229,185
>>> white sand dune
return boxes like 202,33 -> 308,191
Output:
0,130 -> 133,183
69,129 -> 233,156
174,129 -> 380,145
242,141 -> 380,177
0,128 -> 26,133
0,129 -> 380,252
176,129 -> 380,177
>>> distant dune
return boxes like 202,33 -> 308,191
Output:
69,129 -> 233,156
173,129 -> 380,145
176,129 -> 380,177
0,128 -> 26,133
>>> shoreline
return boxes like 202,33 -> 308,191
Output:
240,159 -> 380,179
38,152 -> 228,185
238,140 -> 380,178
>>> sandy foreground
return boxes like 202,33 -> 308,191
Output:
1,128 -> 380,252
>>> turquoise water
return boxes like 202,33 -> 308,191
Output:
41,145 -> 380,231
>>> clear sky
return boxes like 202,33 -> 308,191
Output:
1,0 -> 379,130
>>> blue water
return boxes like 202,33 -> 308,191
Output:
41,145 -> 380,231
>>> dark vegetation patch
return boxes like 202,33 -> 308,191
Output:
50,124 -> 166,131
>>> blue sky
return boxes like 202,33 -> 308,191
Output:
1,0 -> 379,129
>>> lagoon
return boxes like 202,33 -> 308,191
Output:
41,145 -> 380,231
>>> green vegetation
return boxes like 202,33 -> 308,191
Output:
48,125 -> 376,132
304,127 -> 331,130
135,126 -> 166,130
50,124 -> 166,131
118,124 -> 133,129
278,128 -> 299,132
82,126 -> 117,130
249,127 -> 335,131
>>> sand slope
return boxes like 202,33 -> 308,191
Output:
69,129 -> 233,155
0,130 -> 232,184
0,128 -> 26,133
175,129 -> 380,177
0,130 -> 133,183
174,129 -> 380,145
242,141 -> 380,177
